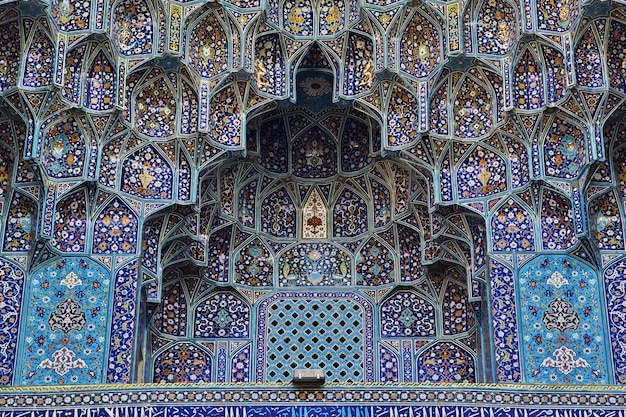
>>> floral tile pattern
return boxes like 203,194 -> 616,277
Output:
0,0 -> 624,392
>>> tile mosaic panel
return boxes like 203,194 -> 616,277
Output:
111,0 -> 155,57
457,145 -> 507,200
2,191 -> 37,253
106,261 -> 138,383
490,199 -> 535,252
332,187 -> 368,238
589,190 -> 625,251
84,50 -> 116,111
194,291 -> 250,338
92,198 -> 139,254
51,189 -> 87,253
380,290 -> 436,337
278,243 -> 352,286
0,259 -> 25,385
41,116 -> 87,179
152,280 -> 187,337
543,116 -> 586,180
120,145 -> 174,200
416,341 -> 475,383
233,238 -> 273,287
399,10 -> 442,79
0,20 -> 20,93
292,126 -> 337,179
263,296 -> 366,383
153,342 -> 212,383
490,259 -> 521,382
22,27 -> 54,89
604,258 -> 626,384
19,258 -> 110,385
540,188 -> 577,251
356,238 -> 395,286
518,255 -> 609,384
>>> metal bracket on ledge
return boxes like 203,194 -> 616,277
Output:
292,369 -> 325,385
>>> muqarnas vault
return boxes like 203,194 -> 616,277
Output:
0,0 -> 625,388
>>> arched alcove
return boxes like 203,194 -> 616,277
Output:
138,80 -> 490,383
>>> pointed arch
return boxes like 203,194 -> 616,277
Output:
356,236 -> 395,286
2,190 -> 37,253
588,189 -> 625,251
456,143 -> 508,199
187,10 -> 229,80
513,48 -> 544,111
91,197 -> 139,254
475,0 -> 518,56
111,0 -> 156,57
233,237 -> 273,287
120,144 -> 174,200
83,49 -> 117,111
21,24 -> 54,88
399,8 -> 444,80
332,186 -> 368,238
541,114 -> 587,180
41,115 -> 88,179
134,75 -> 177,139
490,198 -> 536,252
575,22 -> 605,88
540,187 -> 577,250
302,187 -> 328,239
261,185 -> 297,239
52,188 -> 88,253
452,74 -> 495,139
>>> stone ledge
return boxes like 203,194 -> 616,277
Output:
0,384 -> 625,411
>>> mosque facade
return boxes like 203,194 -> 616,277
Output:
1,0 -> 626,413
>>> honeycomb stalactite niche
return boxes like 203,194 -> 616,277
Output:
1,0 -> 626,391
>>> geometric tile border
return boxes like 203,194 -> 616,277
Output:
1,385 -> 626,410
